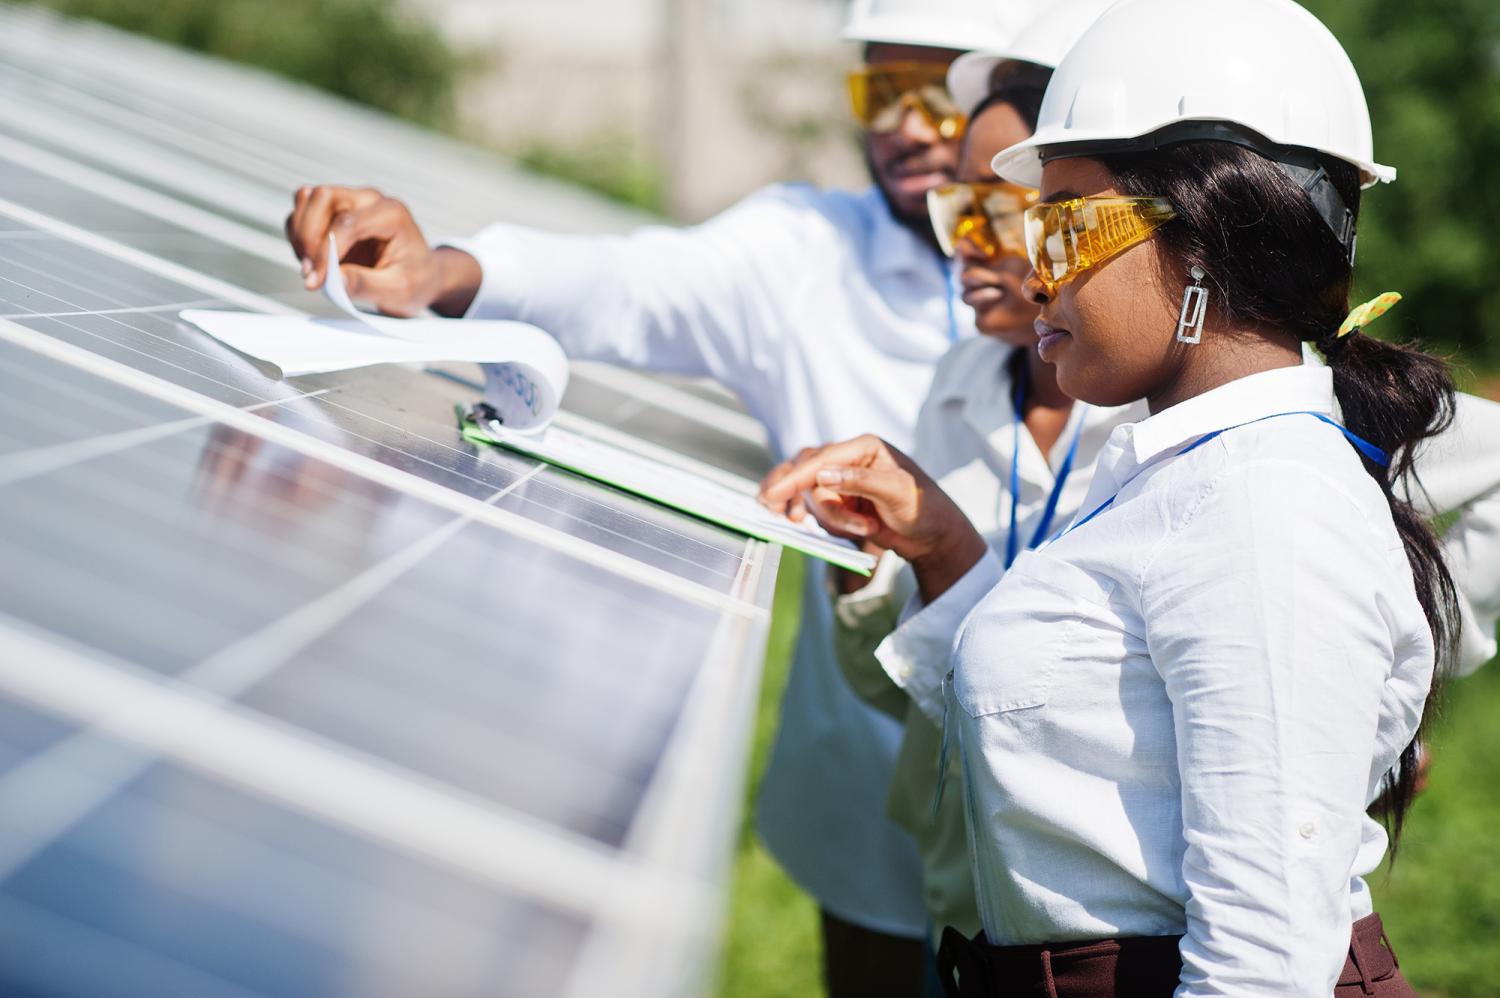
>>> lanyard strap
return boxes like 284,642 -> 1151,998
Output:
1005,362 -> 1088,569
941,255 -> 961,344
1058,410 -> 1389,541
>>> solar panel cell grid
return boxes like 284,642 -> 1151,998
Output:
0,749 -> 591,998
0,222 -> 754,588
0,7 -> 777,996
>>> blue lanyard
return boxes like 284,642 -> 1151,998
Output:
1057,410 -> 1390,541
941,256 -> 961,343
1005,361 -> 1088,569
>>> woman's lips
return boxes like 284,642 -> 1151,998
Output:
1034,318 -> 1071,361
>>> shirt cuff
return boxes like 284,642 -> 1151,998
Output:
876,548 -> 1004,725
831,550 -> 907,629
433,228 -> 527,321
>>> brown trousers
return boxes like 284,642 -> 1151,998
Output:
937,912 -> 1418,997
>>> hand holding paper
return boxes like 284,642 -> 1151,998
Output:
181,240 -> 870,569
180,236 -> 568,430
463,410 -> 878,574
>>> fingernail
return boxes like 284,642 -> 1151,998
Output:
300,257 -> 312,277
844,520 -> 870,536
816,468 -> 845,485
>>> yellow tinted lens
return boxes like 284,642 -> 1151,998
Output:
976,183 -> 1038,258
930,183 -> 1037,259
849,63 -> 963,136
1023,197 -> 1176,292
846,71 -> 870,122
927,184 -> 964,256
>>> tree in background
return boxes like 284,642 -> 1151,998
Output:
32,0 -> 464,129
1304,0 -> 1500,374
28,0 -> 1500,372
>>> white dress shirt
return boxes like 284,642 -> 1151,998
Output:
1405,391 -> 1500,672
946,365 -> 1435,995
833,336 -> 1143,937
445,183 -> 971,933
844,344 -> 1498,948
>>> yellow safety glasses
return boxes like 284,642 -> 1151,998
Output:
1023,196 -> 1178,294
847,62 -> 965,139
927,182 -> 1040,259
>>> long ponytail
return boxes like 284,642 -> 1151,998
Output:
1315,329 -> 1460,846
1100,143 -> 1461,846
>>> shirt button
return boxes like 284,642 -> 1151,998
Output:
897,664 -> 913,681
1298,821 -> 1317,840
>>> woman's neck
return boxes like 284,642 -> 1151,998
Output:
1016,345 -> 1075,459
1145,329 -> 1304,415
1023,346 -> 1073,410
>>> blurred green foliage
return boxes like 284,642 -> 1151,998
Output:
31,0 -> 465,128
1303,0 -> 1500,374
1372,659 -> 1500,998
514,133 -> 666,215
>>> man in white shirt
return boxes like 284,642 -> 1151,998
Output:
282,2 -> 1043,992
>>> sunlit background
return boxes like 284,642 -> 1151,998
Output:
8,1 -> 1499,995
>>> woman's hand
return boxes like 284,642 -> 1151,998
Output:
759,435 -> 988,602
284,185 -> 481,317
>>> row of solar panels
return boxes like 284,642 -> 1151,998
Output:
0,5 -> 777,996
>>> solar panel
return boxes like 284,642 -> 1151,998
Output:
0,6 -> 778,996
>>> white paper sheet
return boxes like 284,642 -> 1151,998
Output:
180,237 -> 569,430
465,416 -> 878,574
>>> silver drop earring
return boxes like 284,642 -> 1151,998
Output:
1176,265 -> 1209,344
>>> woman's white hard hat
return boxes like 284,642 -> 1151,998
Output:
843,0 -> 1038,54
990,0 -> 1395,190
947,0 -> 1119,117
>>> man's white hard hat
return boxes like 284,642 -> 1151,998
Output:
990,0 -> 1394,190
947,0 -> 1118,117
843,0 -> 1038,54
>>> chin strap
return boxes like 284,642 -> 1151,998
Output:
1277,159 -> 1358,264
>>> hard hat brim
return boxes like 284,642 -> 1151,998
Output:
993,122 -> 1397,191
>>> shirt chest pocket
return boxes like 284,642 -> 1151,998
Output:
953,551 -> 1118,718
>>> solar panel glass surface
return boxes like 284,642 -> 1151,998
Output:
0,8 -> 777,997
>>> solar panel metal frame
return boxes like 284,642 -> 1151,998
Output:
0,6 -> 781,996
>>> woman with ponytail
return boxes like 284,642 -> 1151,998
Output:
760,0 -> 1486,993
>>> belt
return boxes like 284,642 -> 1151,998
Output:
939,912 -> 1402,997
936,926 -> 1182,997
1339,913 -> 1401,994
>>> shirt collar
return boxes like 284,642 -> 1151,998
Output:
1129,363 -> 1334,464
863,186 -> 942,278
927,337 -> 1016,410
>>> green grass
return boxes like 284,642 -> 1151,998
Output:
718,552 -> 1500,997
715,553 -> 821,998
513,135 -> 666,215
1371,660 -> 1500,996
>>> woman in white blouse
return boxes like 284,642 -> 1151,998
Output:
824,8 -> 1148,951
763,0 -> 1464,993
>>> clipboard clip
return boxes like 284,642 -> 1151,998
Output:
466,400 -> 502,428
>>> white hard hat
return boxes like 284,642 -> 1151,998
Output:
991,0 -> 1394,192
843,0 -> 1035,54
947,0 -> 1118,117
